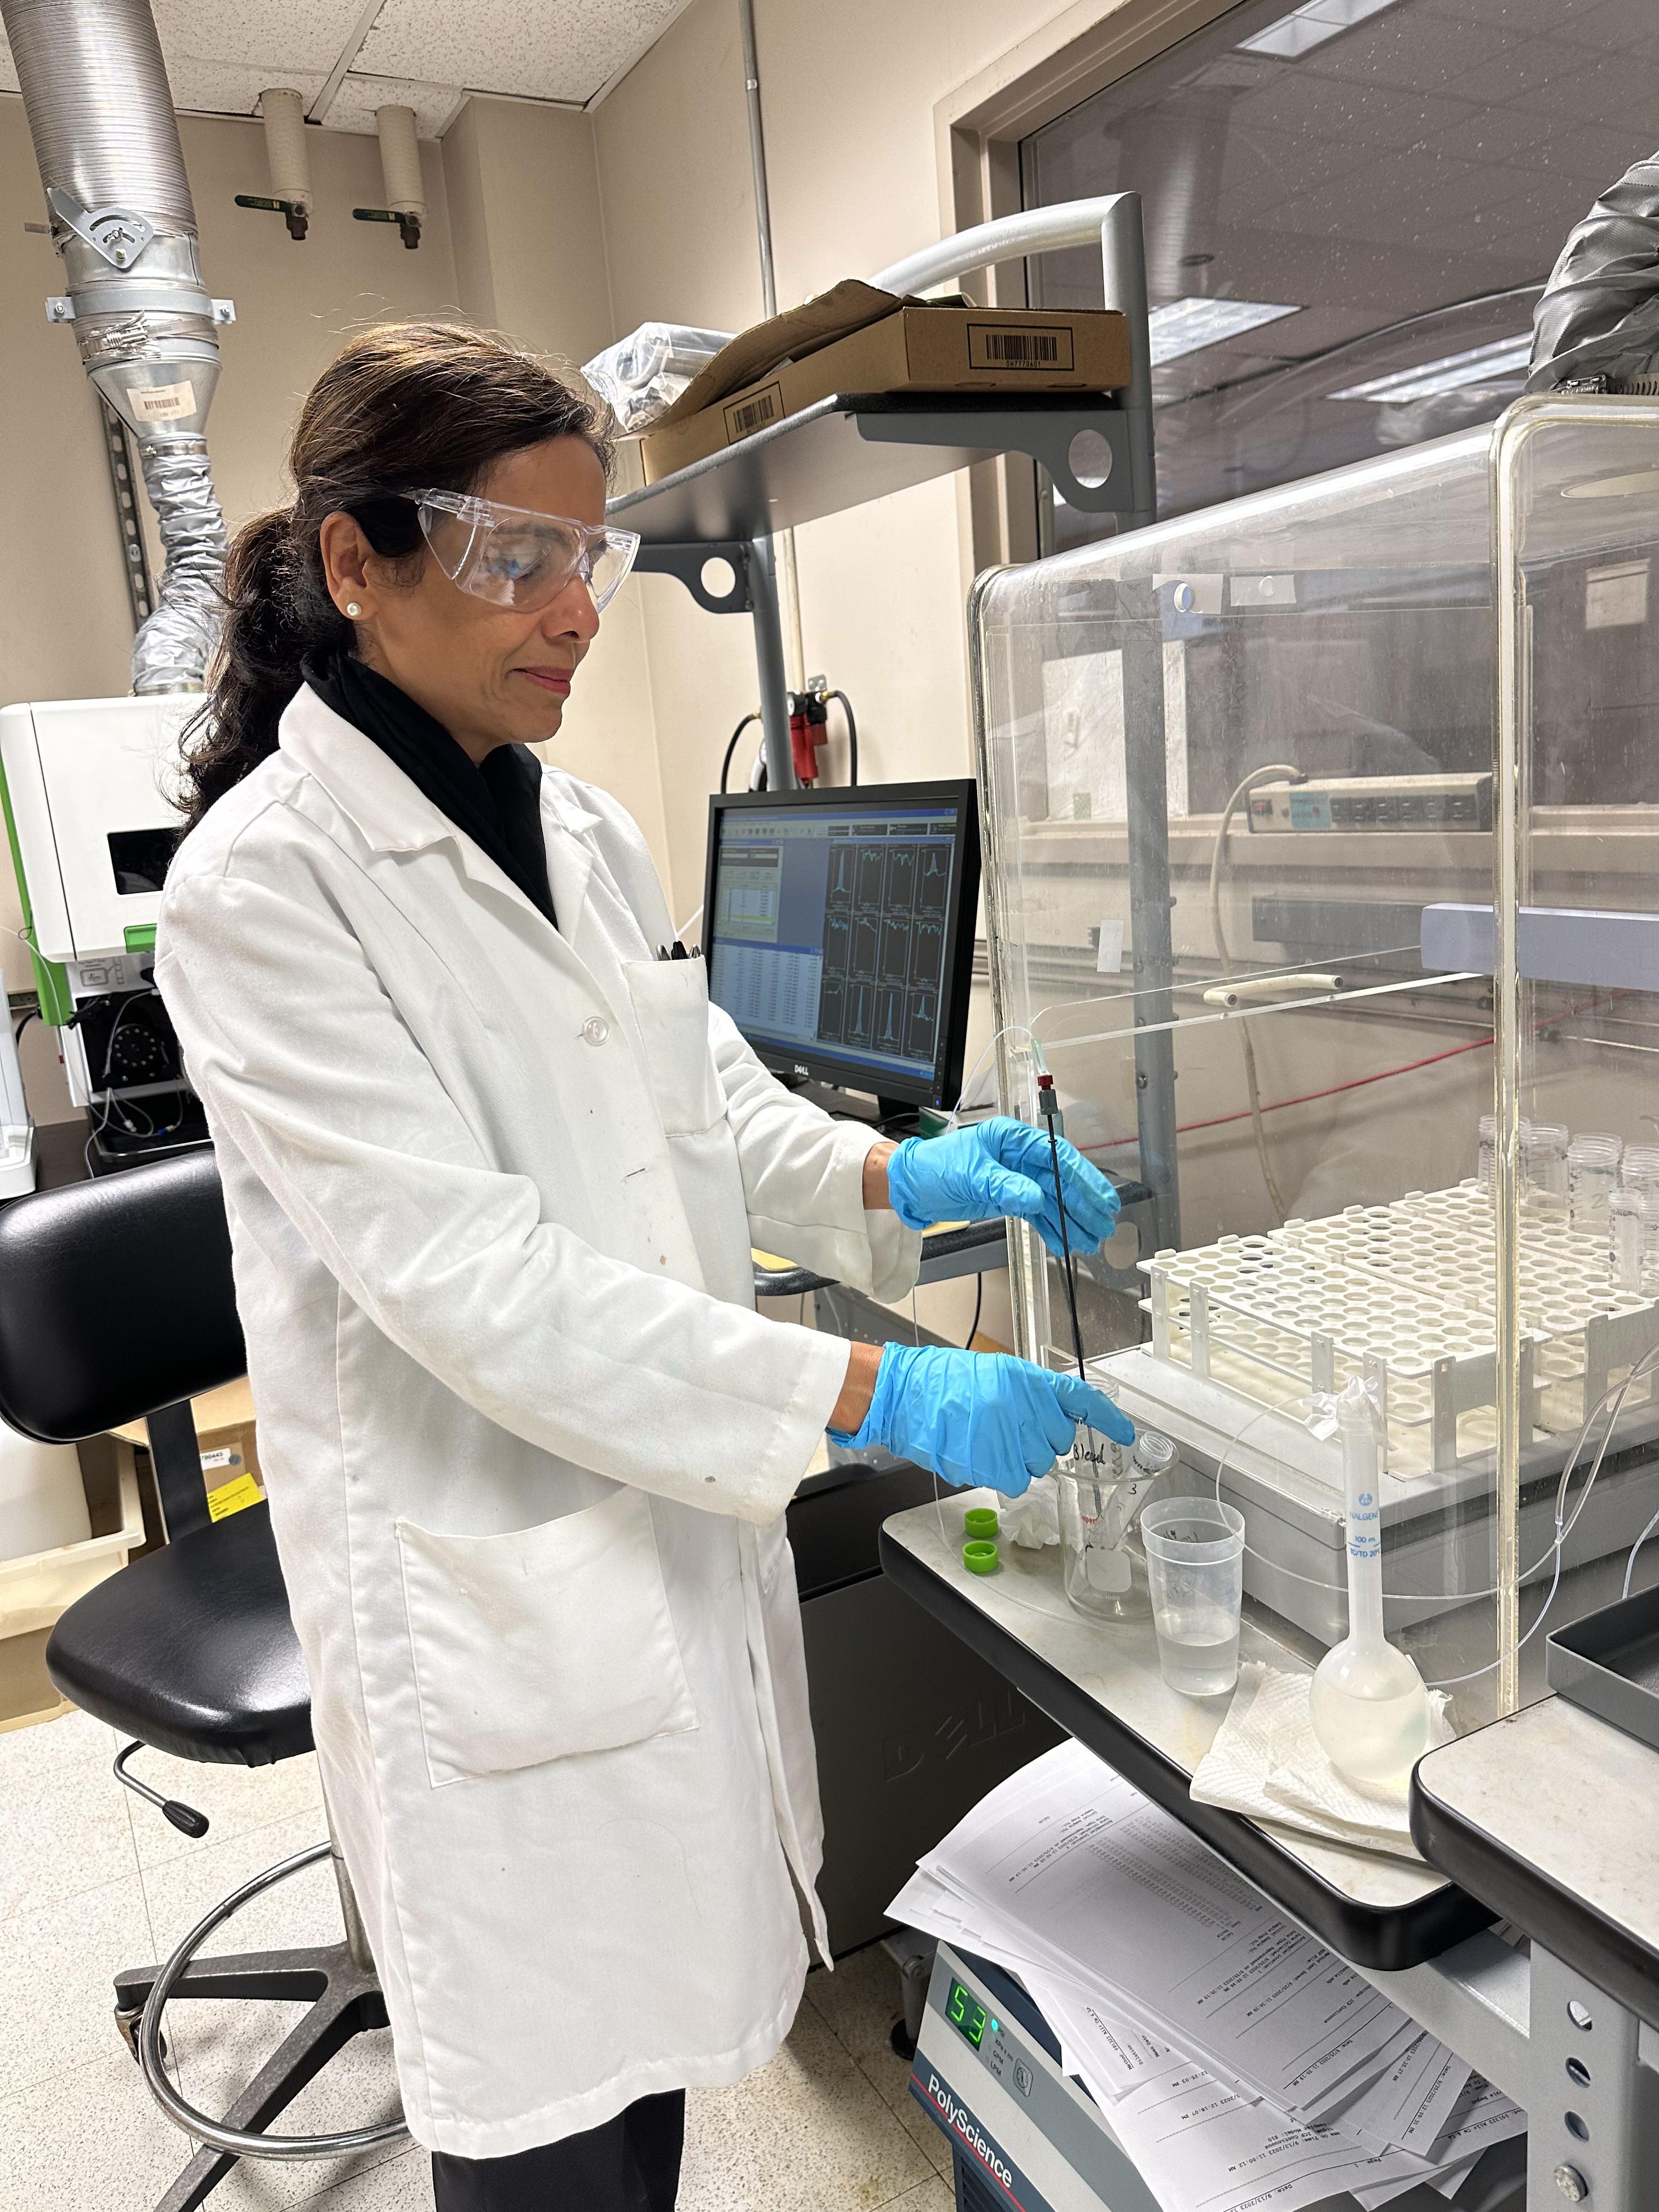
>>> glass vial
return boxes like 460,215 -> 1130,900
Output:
1523,1122 -> 1570,1217
1611,1185 -> 1644,1293
1477,1114 -> 1496,1193
1568,1134 -> 1622,1236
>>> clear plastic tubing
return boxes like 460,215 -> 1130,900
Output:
1610,1185 -> 1645,1293
1568,1133 -> 1622,1233
1308,1378 -> 1431,1788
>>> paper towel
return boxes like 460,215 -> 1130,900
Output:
1190,1663 -> 1454,1861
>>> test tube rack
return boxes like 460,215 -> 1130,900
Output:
1141,1183 -> 1659,1477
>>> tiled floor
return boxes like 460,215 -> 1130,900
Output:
0,1706 -> 953,2211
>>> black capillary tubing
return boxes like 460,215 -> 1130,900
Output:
1037,1073 -> 1089,1385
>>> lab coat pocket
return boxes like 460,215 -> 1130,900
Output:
397,1486 -> 697,1787
624,957 -> 725,1137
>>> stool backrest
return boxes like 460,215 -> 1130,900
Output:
0,1150 -> 245,1539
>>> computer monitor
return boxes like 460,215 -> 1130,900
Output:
703,779 -> 981,1113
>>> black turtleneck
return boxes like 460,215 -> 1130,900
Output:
302,651 -> 557,929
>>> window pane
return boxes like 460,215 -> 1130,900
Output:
1021,0 -> 1656,548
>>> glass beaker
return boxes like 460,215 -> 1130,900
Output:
1141,1497 -> 1246,1697
1056,1459 -> 1148,1621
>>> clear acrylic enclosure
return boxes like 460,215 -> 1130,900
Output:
973,395 -> 1659,1729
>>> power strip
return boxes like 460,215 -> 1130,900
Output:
1246,772 -> 1492,833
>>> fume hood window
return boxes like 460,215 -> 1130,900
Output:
1021,0 -> 1657,545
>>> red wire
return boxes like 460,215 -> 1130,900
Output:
1079,1032 -> 1495,1153
1079,987 -> 1614,1156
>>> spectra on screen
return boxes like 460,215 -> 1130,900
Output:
708,803 -> 958,1084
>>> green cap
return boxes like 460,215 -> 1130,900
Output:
962,1539 -> 1000,1576
963,1507 -> 1000,1539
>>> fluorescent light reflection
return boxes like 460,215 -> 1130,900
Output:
1148,297 -> 1301,365
1239,0 -> 1399,59
1331,334 -> 1533,404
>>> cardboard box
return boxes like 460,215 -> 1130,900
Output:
636,279 -> 1130,484
111,1378 -> 266,1530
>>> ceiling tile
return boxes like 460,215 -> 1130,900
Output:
1442,36 -> 1596,106
156,0 -> 369,83
170,61 -> 330,117
353,0 -> 686,105
326,70 -> 467,138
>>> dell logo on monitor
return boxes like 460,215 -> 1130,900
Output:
793,1062 -> 810,1078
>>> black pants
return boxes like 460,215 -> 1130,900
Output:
430,2091 -> 685,2211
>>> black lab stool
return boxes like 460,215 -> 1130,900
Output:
0,1151 -> 404,2210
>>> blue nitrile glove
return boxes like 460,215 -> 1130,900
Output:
886,1117 -> 1120,1257
828,1343 -> 1134,1498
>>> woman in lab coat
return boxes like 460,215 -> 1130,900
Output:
159,322 -> 1127,2212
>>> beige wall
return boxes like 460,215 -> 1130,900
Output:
1,94 -> 669,1049
440,97 -> 669,877
590,0 -> 1154,926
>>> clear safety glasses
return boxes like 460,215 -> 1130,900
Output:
411,489 -> 641,615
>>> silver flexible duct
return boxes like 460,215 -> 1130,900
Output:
1,0 -> 232,691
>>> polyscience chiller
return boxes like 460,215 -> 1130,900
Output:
971,393 -> 1659,1729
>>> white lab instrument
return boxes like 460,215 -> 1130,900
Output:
0,695 -> 194,969
0,1005 -> 32,1197
0,694 -> 202,1161
1310,1380 -> 1431,1787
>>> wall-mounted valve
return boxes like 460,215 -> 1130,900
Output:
235,88 -> 312,241
353,105 -> 424,249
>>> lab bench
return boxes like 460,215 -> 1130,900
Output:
881,1487 -> 1659,2209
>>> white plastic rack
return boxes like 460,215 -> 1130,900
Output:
1141,1183 -> 1659,1478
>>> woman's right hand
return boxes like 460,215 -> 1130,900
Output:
826,1342 -> 1132,1497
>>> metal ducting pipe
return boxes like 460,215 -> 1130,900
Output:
1,0 -> 232,692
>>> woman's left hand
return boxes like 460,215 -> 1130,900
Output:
884,1116 -> 1120,1255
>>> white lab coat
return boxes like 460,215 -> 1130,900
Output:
155,685 -> 921,2159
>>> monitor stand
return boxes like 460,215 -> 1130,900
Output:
789,1079 -> 923,1138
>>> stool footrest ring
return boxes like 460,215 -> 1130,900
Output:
138,1837 -> 407,2162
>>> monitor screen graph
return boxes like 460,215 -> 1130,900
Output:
704,781 -> 978,1107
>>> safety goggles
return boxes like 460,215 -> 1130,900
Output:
410,488 -> 641,614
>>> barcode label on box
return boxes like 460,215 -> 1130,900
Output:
723,382 -> 785,442
131,379 -> 197,422
967,324 -> 1074,372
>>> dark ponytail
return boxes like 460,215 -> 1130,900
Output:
179,321 -> 614,833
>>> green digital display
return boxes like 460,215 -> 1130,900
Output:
946,1977 -> 988,2049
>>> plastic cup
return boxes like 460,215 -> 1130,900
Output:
1141,1497 -> 1245,1699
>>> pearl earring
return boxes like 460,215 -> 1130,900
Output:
344,601 -> 362,619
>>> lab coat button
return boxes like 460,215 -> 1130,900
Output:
580,1016 -> 610,1046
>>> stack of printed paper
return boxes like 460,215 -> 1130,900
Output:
890,1741 -> 1523,2212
